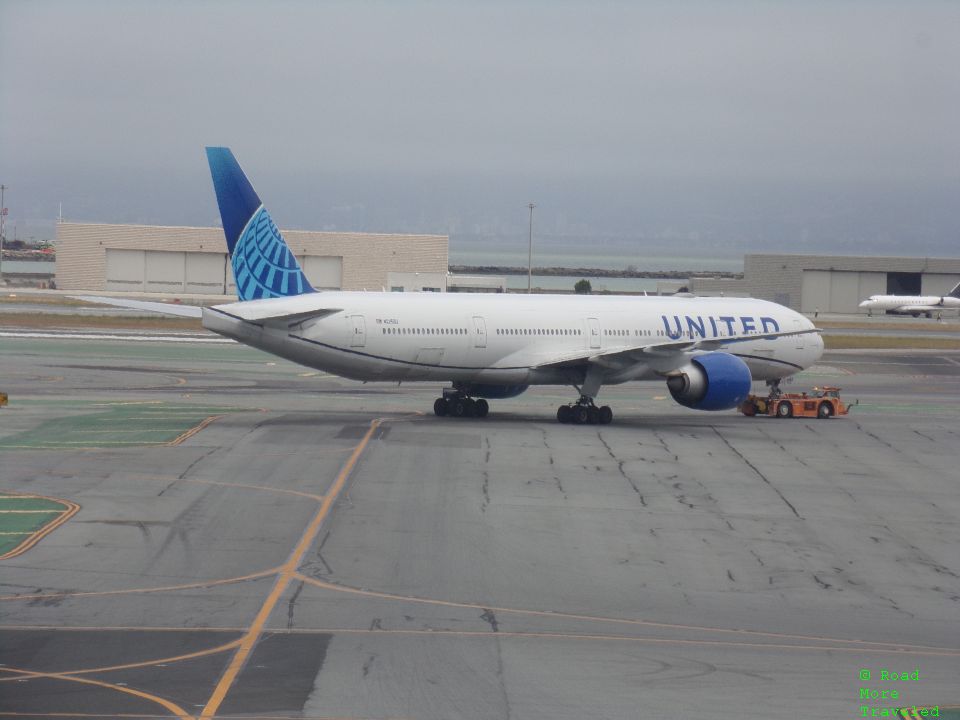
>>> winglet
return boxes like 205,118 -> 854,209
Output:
205,147 -> 314,300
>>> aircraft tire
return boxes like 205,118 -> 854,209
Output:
463,398 -> 477,417
557,405 -> 572,423
599,406 -> 613,424
452,399 -> 467,417
434,398 -> 448,416
574,406 -> 590,424
475,399 -> 489,418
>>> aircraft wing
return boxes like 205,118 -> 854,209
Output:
73,295 -> 342,326
531,327 -> 821,371
73,296 -> 203,318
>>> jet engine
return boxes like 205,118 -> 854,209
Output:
455,383 -> 529,399
666,352 -> 752,411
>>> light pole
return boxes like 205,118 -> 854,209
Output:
527,202 -> 535,293
0,185 -> 7,280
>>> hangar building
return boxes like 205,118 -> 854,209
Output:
689,254 -> 960,314
55,222 -> 448,294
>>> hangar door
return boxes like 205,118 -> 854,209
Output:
922,274 -> 960,296
802,270 -> 883,314
106,249 -> 145,291
301,256 -> 342,290
828,272 -> 862,313
106,249 -> 230,294
145,251 -> 186,293
185,252 -> 229,294
800,271 -> 830,313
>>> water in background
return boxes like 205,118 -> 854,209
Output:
506,275 -> 664,292
450,247 -> 743,273
1,260 -> 56,274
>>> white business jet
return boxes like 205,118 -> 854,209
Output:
858,284 -> 960,317
87,148 -> 824,424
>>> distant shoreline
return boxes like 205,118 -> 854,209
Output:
449,265 -> 742,280
1,250 -> 55,261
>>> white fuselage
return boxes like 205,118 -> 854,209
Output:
858,294 -> 960,313
203,292 -> 822,391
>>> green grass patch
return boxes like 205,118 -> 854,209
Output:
0,402 -> 241,450
0,336 -> 280,366
817,320 -> 960,333
898,709 -> 960,720
0,493 -> 72,557
0,311 -> 204,331
824,335 -> 960,350
0,294 -> 91,307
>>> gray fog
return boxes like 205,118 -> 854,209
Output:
1,0 -> 958,263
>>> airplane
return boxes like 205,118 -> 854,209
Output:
858,283 -> 960,317
84,147 -> 825,424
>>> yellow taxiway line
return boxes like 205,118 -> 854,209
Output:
0,667 -> 192,720
168,415 -> 225,446
199,419 -> 381,719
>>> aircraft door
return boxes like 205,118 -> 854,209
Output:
350,315 -> 366,347
472,316 -> 487,348
587,317 -> 601,349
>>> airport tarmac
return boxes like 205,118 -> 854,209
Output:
1,333 -> 959,719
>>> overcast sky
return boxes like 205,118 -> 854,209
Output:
1,0 -> 958,261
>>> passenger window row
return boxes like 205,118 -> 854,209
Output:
605,329 -> 654,337
495,328 -> 582,336
382,327 -> 468,335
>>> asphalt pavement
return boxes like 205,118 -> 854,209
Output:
0,334 -> 958,719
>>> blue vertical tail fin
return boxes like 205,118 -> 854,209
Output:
205,147 -> 314,301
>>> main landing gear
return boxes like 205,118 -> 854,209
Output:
433,389 -> 489,418
556,396 -> 613,425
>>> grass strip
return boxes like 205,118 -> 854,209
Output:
817,320 -> 960,333
823,335 -> 960,350
0,312 -> 203,332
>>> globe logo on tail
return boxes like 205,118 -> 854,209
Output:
232,206 -> 313,301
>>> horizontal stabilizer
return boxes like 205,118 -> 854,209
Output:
209,297 -> 342,325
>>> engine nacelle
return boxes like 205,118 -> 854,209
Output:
666,352 -> 752,411
455,383 -> 529,399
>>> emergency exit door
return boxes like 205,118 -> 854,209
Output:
472,316 -> 487,348
587,318 -> 601,349
350,315 -> 366,347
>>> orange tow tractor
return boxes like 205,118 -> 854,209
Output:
739,386 -> 854,419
